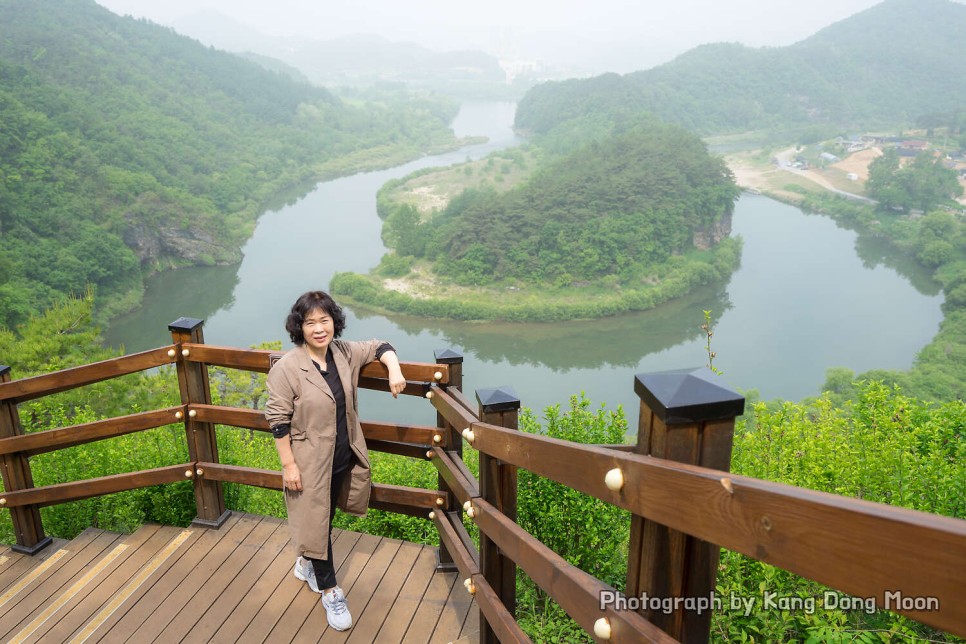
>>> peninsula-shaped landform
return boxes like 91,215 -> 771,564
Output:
331,124 -> 742,321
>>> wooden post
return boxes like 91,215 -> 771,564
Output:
433,348 -> 463,572
0,365 -> 52,554
626,367 -> 744,643
168,318 -> 229,528
476,385 -> 519,644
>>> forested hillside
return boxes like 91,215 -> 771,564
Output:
516,0 -> 966,136
424,125 -> 739,285
331,123 -> 741,320
0,0 -> 461,328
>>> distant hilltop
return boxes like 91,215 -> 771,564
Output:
515,0 -> 966,136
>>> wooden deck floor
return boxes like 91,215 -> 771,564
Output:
0,512 -> 479,643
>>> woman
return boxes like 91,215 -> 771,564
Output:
265,290 -> 406,631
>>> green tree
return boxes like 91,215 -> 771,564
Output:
867,149 -> 963,213
383,203 -> 426,257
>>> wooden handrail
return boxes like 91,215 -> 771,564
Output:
471,496 -> 677,643
189,404 -> 269,431
370,482 -> 447,518
433,511 -> 529,643
194,462 -> 444,518
179,343 -> 450,384
0,407 -> 183,456
178,344 -> 276,373
187,405 -> 442,449
361,420 -> 442,446
0,347 -> 176,403
430,387 -> 479,433
0,464 -> 194,508
430,447 -> 479,506
463,420 -> 966,636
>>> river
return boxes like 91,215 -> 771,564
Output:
103,101 -> 944,425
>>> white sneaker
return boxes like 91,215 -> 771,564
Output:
293,556 -> 322,593
322,586 -> 352,631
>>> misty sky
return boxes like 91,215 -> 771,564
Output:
94,0 -> 960,72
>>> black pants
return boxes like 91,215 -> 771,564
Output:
308,465 -> 348,590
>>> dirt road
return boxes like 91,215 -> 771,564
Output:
728,147 -> 875,203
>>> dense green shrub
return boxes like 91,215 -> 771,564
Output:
515,396 -> 630,642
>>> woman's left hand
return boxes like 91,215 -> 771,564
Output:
388,369 -> 407,398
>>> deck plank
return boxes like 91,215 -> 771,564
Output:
0,514 -> 489,644
375,546 -> 448,643
22,523 -> 166,644
459,600 -> 480,641
0,538 -> 69,598
81,525 -> 201,644
152,514 -> 279,642
126,512 -> 258,642
93,511 -> 241,642
205,527 -> 304,643
0,530 -> 122,641
401,559 -> 459,644
180,515 -> 289,644
268,530 -> 381,643
227,525 -> 358,643
301,534 -> 404,643
429,573 -> 476,644
345,540 -> 422,644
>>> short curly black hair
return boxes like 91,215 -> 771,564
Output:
284,291 -> 347,345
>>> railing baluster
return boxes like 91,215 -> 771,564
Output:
0,365 -> 52,554
476,385 -> 520,644
433,348 -> 463,572
168,318 -> 229,528
626,367 -> 744,643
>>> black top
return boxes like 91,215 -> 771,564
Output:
314,353 -> 352,473
271,342 -> 395,477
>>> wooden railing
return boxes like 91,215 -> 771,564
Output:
1,317 -> 965,643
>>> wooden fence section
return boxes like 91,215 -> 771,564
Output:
1,317 -> 965,643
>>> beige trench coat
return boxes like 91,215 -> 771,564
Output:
264,339 -> 384,560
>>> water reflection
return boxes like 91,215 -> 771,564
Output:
353,283 -> 732,371
854,234 -> 942,296
104,264 -> 240,350
261,176 -> 330,213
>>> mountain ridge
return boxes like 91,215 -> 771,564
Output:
0,0 -> 460,327
516,0 -> 966,136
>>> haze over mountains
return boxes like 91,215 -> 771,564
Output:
168,10 -> 542,96
102,0 -> 924,77
516,0 -> 966,136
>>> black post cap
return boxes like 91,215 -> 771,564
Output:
434,348 -> 464,364
0,365 -> 10,377
168,317 -> 205,333
475,385 -> 521,413
634,367 -> 744,425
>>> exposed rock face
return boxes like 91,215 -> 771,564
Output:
123,220 -> 240,266
692,209 -> 733,250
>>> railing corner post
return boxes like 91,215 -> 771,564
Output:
168,318 -> 229,528
432,348 -> 463,572
627,367 -> 744,643
476,384 -> 520,644
0,365 -> 52,554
